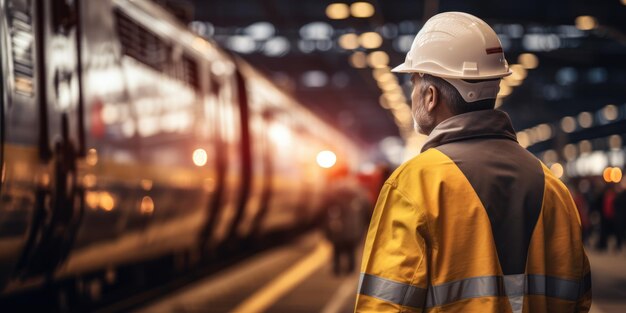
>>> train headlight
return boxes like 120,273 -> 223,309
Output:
193,148 -> 208,167
316,150 -> 337,169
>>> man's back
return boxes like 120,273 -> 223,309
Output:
356,110 -> 591,313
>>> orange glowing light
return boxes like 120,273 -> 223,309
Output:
38,172 -> 51,187
603,167 -> 613,183
86,148 -> 98,166
611,167 -> 622,183
99,192 -> 115,211
83,174 -> 97,188
141,179 -> 153,191
140,196 -> 155,214
86,191 -> 100,210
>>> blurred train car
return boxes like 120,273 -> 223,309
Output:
0,0 -> 363,300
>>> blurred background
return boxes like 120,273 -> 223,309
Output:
186,0 -> 626,161
0,0 -> 625,312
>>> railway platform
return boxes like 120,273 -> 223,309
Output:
133,232 -> 359,313
127,231 -> 626,313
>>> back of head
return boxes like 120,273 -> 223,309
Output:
393,12 -> 511,105
418,74 -> 497,115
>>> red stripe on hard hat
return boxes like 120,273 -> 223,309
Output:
486,47 -> 503,54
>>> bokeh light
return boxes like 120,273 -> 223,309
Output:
349,51 -> 367,68
560,116 -> 577,133
518,53 -> 539,69
316,150 -> 337,168
578,112 -> 593,128
339,33 -> 359,50
603,104 -> 618,121
325,3 -> 349,19
193,148 -> 208,167
350,2 -> 375,18
575,16 -> 597,31
509,64 -> 528,81
359,32 -> 383,49
140,196 -> 155,214
604,167 -> 623,183
611,167 -> 623,183
367,51 -> 389,68
550,163 -> 564,179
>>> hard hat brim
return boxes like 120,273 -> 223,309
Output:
391,63 -> 414,73
391,62 -> 513,79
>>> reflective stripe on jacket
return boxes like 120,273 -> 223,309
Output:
355,110 -> 591,313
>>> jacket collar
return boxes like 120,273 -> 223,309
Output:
421,109 -> 518,152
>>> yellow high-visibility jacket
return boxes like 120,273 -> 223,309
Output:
356,110 -> 591,313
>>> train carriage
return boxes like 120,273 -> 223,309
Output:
0,0 -> 364,299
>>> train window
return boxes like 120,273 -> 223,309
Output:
110,8 -> 205,166
181,55 -> 200,91
113,10 -> 199,91
51,0 -> 76,35
7,0 -> 35,97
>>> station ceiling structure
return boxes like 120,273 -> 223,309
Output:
186,0 -> 626,158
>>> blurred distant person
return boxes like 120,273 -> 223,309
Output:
323,180 -> 369,276
571,183 -> 591,242
356,162 -> 393,210
613,182 -> 626,251
589,180 -> 606,239
355,12 -> 591,313
598,184 -> 617,251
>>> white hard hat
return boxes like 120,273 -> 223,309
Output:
392,12 -> 512,102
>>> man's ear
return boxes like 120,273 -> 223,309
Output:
425,85 -> 438,113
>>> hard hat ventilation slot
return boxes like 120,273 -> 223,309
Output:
462,62 -> 478,76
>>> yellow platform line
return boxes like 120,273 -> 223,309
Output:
320,274 -> 359,313
230,241 -> 332,313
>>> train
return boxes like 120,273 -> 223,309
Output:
0,0 -> 366,304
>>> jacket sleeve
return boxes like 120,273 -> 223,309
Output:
355,182 -> 429,313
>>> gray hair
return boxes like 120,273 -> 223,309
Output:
419,74 -> 496,115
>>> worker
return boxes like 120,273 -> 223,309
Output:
355,12 -> 591,313
322,180 -> 370,276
